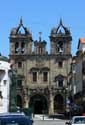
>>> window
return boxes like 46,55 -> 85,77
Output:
38,47 -> 42,54
17,80 -> 22,87
56,41 -> 63,53
58,80 -> 63,87
83,80 -> 85,88
43,72 -> 48,82
33,72 -> 37,82
21,42 -> 25,53
18,62 -> 22,68
15,42 -> 19,53
3,80 -> 7,85
82,62 -> 85,74
58,61 -> 63,68
0,91 -> 3,98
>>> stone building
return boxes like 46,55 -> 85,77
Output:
9,19 -> 72,114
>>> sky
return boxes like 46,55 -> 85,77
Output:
0,0 -> 85,57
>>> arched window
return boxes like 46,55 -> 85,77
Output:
56,41 -> 63,53
21,42 -> 25,53
15,42 -> 19,53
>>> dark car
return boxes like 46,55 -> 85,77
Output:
64,104 -> 82,118
0,112 -> 33,125
70,104 -> 82,116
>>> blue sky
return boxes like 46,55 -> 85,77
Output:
0,0 -> 85,57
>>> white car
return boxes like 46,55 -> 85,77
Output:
66,116 -> 85,125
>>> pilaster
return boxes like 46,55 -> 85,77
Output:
49,90 -> 54,115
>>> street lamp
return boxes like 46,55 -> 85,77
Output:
8,68 -> 17,112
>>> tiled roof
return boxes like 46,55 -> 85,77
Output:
80,38 -> 85,44
77,38 -> 85,49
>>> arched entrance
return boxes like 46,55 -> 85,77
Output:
16,95 -> 22,108
29,94 -> 48,114
54,94 -> 64,114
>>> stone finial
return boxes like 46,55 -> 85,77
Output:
59,18 -> 63,26
39,32 -> 42,42
19,17 -> 23,26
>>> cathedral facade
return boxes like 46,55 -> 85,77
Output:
9,19 -> 72,114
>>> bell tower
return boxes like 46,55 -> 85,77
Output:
10,18 -> 32,56
50,19 -> 72,55
33,32 -> 47,55
9,19 -> 33,110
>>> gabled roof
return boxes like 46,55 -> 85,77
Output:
78,38 -> 85,49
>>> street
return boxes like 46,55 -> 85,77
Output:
33,120 -> 66,125
33,115 -> 67,125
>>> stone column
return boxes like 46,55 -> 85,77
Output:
24,96 -> 29,108
49,90 -> 54,115
23,88 -> 29,109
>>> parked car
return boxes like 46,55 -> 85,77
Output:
70,104 -> 82,116
66,116 -> 85,125
0,112 -> 33,125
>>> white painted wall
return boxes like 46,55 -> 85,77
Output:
0,60 -> 10,113
82,44 -> 85,52
78,42 -> 85,52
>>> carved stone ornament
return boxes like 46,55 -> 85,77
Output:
36,56 -> 45,67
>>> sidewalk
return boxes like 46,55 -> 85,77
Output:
32,114 -> 66,121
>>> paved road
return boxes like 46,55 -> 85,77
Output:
33,120 -> 66,125
32,114 -> 67,125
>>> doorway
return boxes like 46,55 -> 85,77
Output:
29,94 -> 48,114
54,94 -> 64,113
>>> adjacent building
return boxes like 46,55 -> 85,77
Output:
72,38 -> 85,112
0,54 -> 10,113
